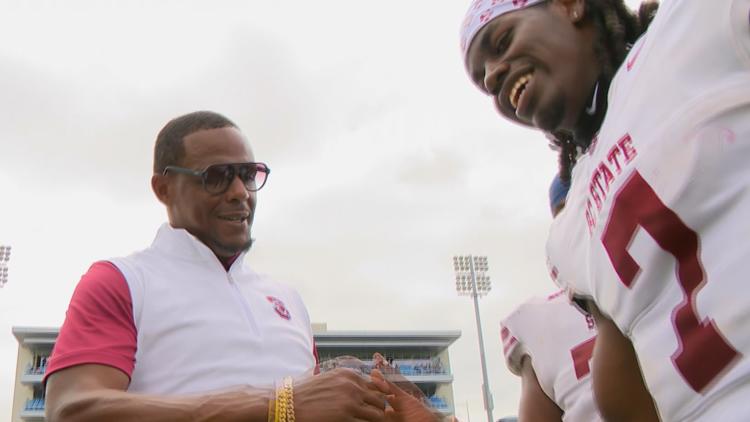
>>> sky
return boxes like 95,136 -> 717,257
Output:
0,0 -> 642,420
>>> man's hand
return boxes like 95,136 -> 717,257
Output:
371,353 -> 427,401
370,369 -> 443,422
293,367 -> 388,422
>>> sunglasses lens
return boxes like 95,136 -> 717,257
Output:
204,165 -> 233,194
240,163 -> 268,192
202,163 -> 268,193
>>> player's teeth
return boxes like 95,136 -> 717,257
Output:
509,73 -> 532,110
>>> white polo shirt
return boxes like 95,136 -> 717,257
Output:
48,223 -> 316,396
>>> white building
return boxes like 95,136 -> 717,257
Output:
11,327 -> 55,421
11,325 -> 460,421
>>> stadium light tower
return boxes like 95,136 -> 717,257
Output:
0,245 -> 11,287
453,255 -> 493,422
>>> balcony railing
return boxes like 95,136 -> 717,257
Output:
318,358 -> 448,376
25,364 -> 47,376
427,395 -> 449,410
21,364 -> 47,386
393,360 -> 446,376
24,398 -> 45,411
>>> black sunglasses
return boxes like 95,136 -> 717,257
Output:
163,162 -> 271,194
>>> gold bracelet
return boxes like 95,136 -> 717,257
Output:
283,376 -> 295,422
274,376 -> 295,422
276,386 -> 284,422
273,377 -> 294,422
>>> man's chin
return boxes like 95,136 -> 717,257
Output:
213,237 -> 253,257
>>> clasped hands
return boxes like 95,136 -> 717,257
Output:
290,353 -> 446,422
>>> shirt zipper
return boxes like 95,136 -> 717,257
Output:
227,272 -> 260,335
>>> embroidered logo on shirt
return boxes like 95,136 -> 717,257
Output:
266,296 -> 291,320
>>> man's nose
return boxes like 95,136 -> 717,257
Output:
224,175 -> 250,201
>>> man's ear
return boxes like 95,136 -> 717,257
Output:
151,174 -> 170,206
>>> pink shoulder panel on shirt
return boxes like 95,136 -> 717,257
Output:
44,261 -> 137,384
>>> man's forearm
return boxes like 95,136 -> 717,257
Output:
48,386 -> 270,422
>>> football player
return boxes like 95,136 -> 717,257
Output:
500,175 -> 604,421
461,0 -> 750,420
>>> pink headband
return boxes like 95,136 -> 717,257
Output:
459,0 -> 545,59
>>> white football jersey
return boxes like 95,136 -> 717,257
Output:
547,0 -> 750,420
501,291 -> 601,422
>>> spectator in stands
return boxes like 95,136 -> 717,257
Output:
44,111 -> 391,422
434,358 -> 443,374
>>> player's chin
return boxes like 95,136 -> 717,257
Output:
532,97 -> 566,134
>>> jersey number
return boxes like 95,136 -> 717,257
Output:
571,336 -> 597,380
601,171 -> 740,392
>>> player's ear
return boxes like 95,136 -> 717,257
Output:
151,173 -> 171,205
551,0 -> 586,23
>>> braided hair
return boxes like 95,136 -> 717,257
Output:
554,0 -> 659,182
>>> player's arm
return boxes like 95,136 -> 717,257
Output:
517,355 -> 564,422
587,301 -> 659,422
46,364 -> 389,422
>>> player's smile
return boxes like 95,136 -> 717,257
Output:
509,72 -> 533,111
505,70 -> 539,124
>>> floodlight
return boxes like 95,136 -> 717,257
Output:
0,245 -> 10,287
451,255 -> 494,421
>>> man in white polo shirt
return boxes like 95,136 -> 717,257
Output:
44,111 -> 390,422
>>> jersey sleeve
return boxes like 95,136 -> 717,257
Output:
44,261 -> 137,384
501,319 -> 528,377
